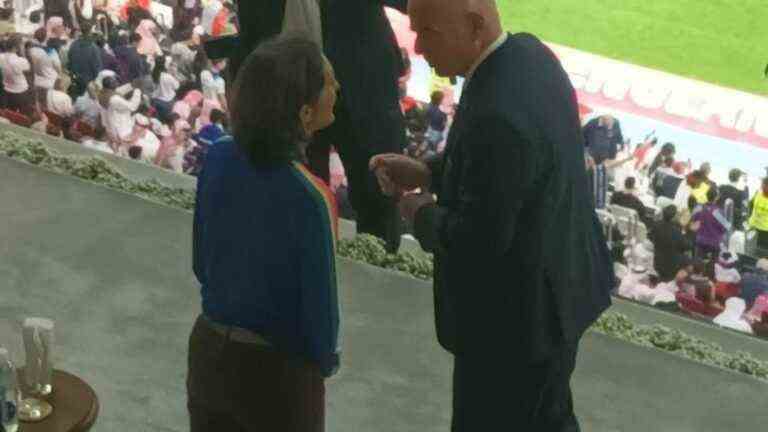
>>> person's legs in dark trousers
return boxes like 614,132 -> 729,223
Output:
451,343 -> 580,432
311,98 -> 402,252
187,316 -> 325,432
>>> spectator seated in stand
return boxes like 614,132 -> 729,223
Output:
651,205 -> 693,282
195,108 -> 227,146
714,251 -> 741,301
81,126 -> 114,155
676,260 -> 723,318
45,78 -> 74,120
741,258 -> 768,307
617,265 -> 676,306
610,177 -> 655,228
752,312 -> 768,337
747,293 -> 768,323
713,297 -> 753,334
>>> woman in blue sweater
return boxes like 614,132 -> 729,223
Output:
186,36 -> 341,432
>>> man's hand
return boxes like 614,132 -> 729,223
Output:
369,153 -> 432,197
399,192 -> 436,224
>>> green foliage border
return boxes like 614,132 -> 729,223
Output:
2,132 -> 766,382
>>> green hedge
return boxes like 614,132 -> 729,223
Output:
0,132 -> 195,210
2,131 -> 768,382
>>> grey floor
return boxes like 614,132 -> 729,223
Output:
1,156 -> 767,432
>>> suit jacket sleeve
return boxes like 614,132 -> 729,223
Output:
414,117 -> 539,256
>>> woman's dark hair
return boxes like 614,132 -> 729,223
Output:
129,32 -> 142,45
661,142 -> 675,155
662,205 -> 677,222
230,36 -> 325,166
210,109 -> 227,125
152,55 -> 167,84
728,169 -> 743,183
128,146 -> 143,160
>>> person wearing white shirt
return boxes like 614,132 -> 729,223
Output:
99,77 -> 142,146
152,56 -> 180,121
132,113 -> 162,163
200,64 -> 226,110
28,28 -> 62,104
74,82 -> 102,126
46,79 -> 75,117
0,36 -> 34,116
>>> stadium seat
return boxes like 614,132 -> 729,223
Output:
609,205 -> 648,243
714,282 -> 740,302
1,109 -> 32,128
676,291 -> 722,319
44,110 -> 65,129
71,120 -> 96,139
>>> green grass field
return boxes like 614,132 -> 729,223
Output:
498,0 -> 767,96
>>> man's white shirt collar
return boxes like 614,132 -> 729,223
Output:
464,32 -> 508,86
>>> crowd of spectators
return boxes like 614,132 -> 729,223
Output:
585,114 -> 768,338
1,2 -> 766,340
0,0 -> 235,175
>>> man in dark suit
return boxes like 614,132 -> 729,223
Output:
370,0 -> 613,430
307,0 -> 408,252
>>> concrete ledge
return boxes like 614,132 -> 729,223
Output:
5,123 -> 768,358
1,156 -> 767,432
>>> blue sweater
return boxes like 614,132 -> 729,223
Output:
193,137 -> 341,377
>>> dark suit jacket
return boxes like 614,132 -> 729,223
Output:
321,0 -> 407,154
414,34 -> 613,361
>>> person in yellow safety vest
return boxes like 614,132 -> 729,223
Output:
749,177 -> 768,250
690,173 -> 711,205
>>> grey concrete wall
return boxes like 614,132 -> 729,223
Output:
2,156 -> 768,431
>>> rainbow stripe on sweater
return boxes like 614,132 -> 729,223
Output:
291,162 -> 339,249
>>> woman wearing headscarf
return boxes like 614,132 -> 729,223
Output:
713,297 -> 754,334
98,76 -> 142,151
187,36 -> 341,432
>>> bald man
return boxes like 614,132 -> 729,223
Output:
370,1 -> 613,430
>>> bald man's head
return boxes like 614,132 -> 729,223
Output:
408,0 -> 503,77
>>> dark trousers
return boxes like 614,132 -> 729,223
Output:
308,97 -> 402,252
451,344 -> 580,432
186,316 -> 325,432
4,90 -> 36,117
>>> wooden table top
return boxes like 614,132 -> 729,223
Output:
17,368 -> 99,432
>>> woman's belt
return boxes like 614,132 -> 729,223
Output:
202,315 -> 272,347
